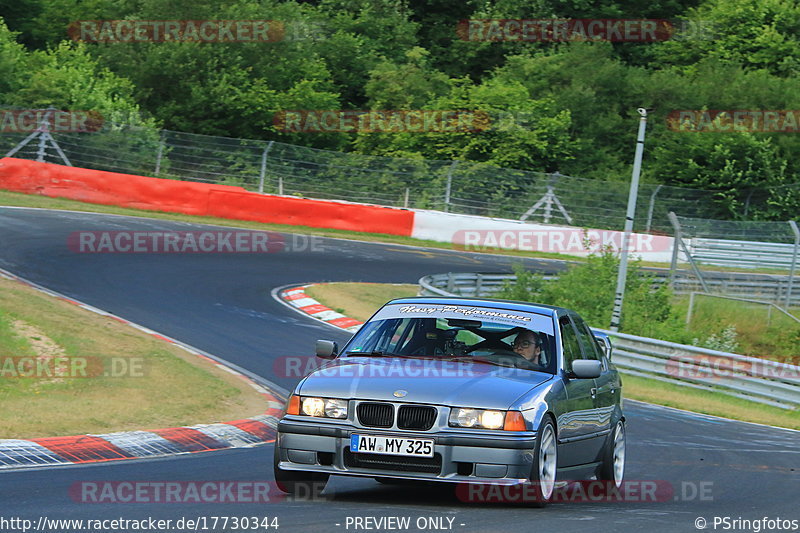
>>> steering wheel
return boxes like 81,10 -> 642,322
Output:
466,339 -> 513,354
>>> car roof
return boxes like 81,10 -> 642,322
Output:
384,296 -> 569,317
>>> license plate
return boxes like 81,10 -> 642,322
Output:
350,434 -> 434,457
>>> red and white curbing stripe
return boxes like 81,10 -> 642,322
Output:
0,268 -> 286,470
281,285 -> 363,332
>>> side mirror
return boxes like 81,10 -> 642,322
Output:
571,359 -> 602,379
593,332 -> 613,360
315,340 -> 338,359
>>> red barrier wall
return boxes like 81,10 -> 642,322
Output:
0,158 -> 414,236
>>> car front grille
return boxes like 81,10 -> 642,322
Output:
397,405 -> 437,430
357,402 -> 394,428
344,449 -> 442,474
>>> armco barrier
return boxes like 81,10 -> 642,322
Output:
0,158 -> 415,236
420,271 -> 800,307
419,273 -> 800,409
411,210 -> 676,262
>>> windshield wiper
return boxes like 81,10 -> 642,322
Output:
344,350 -> 393,357
446,356 -> 517,369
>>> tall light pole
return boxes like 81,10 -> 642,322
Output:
610,108 -> 648,332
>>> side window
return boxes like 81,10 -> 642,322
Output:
573,317 -> 601,361
558,316 -> 583,371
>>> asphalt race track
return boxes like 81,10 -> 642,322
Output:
1,207 -> 798,533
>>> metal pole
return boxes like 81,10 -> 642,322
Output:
787,220 -> 799,308
404,187 -> 410,208
444,161 -> 457,212
35,110 -> 53,162
154,131 -> 165,176
610,108 -> 648,332
645,184 -> 663,233
543,187 -> 553,224
669,211 -> 681,288
686,291 -> 696,325
258,140 -> 274,194
278,176 -> 284,195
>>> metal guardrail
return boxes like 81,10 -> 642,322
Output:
690,237 -> 800,270
419,271 -> 800,307
419,273 -> 800,409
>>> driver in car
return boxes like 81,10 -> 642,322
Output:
512,330 -> 543,365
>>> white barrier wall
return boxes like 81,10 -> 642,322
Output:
411,210 -> 675,262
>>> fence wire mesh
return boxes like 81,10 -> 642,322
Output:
669,214 -> 799,306
0,110 -> 791,234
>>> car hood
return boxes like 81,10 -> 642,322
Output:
297,357 -> 553,410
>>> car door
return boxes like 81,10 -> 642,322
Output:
573,316 -> 616,436
556,314 -> 602,467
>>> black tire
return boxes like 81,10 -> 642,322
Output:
273,444 -> 330,495
527,417 -> 558,507
597,419 -> 626,489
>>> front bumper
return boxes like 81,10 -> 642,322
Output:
276,418 -> 537,485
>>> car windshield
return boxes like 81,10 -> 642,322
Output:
343,303 -> 557,374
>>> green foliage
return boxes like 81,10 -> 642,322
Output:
693,324 -> 740,352
496,248 -> 687,340
2,0 -> 800,220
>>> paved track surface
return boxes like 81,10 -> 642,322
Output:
1,207 -> 797,533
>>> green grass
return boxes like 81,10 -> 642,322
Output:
673,295 -> 800,363
305,282 -> 419,322
0,277 -> 268,438
623,374 -> 800,430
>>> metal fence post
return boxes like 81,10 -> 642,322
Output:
668,211 -> 709,293
404,187 -> 410,208
787,220 -> 799,308
645,184 -> 663,233
686,291 -> 696,325
444,161 -> 457,212
669,211 -> 681,288
36,118 -> 49,162
154,131 -> 166,176
258,140 -> 274,194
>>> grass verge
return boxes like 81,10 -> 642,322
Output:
0,276 -> 267,439
304,281 -> 799,430
305,283 -> 419,322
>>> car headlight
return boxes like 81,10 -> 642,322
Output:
299,396 -> 348,419
480,410 -> 505,429
449,408 -> 526,431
